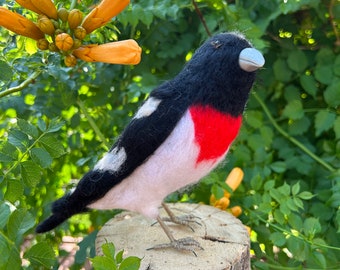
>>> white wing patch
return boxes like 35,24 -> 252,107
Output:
134,97 -> 161,119
94,147 -> 127,172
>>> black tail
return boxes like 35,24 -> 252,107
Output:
36,192 -> 88,233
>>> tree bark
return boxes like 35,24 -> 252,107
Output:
96,203 -> 250,270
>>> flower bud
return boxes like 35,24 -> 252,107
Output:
72,39 -> 82,49
48,42 -> 59,52
58,8 -> 69,22
68,9 -> 83,29
38,16 -> 55,36
54,29 -> 64,36
64,54 -> 77,67
37,38 -> 49,50
74,26 -> 87,40
55,33 -> 74,51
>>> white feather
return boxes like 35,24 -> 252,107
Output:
134,97 -> 161,119
94,147 -> 127,172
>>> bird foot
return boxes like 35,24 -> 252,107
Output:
147,237 -> 203,256
161,203 -> 201,231
162,214 -> 200,231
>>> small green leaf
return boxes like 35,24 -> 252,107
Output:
314,65 -> 333,85
324,80 -> 340,107
282,100 -> 304,120
7,209 -> 35,246
291,182 -> 300,196
287,50 -> 308,72
39,135 -> 65,158
269,232 -> 286,247
91,256 -> 117,270
8,129 -> 29,152
37,119 -> 46,132
245,110 -> 263,128
300,74 -> 317,97
250,174 -> 263,191
264,180 -> 275,191
334,116 -> 340,139
0,60 -> 13,82
273,59 -> 292,82
0,203 -> 11,229
5,179 -> 24,203
24,242 -> 56,268
314,110 -> 336,136
303,217 -> 321,237
115,250 -> 124,264
30,147 -> 53,168
20,160 -> 41,187
298,191 -> 314,200
119,256 -> 141,270
102,242 -> 116,259
270,161 -> 287,173
46,118 -> 65,133
17,119 -> 39,138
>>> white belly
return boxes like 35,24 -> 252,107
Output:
89,110 -> 226,218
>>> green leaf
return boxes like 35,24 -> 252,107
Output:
7,209 -> 35,246
5,179 -> 24,203
269,232 -> 286,247
8,129 -> 29,152
91,256 -> 117,270
115,250 -> 124,264
30,147 -> 53,168
0,245 -> 21,270
314,65 -> 333,85
245,110 -> 263,128
17,119 -> 39,138
334,116 -> 340,139
250,174 -> 263,191
102,242 -> 116,258
20,160 -> 41,187
287,50 -> 308,72
39,135 -> 65,158
300,74 -> 318,97
37,119 -> 46,132
270,161 -> 286,173
291,182 -> 300,196
24,242 -> 56,268
46,118 -> 65,133
282,100 -> 304,120
0,203 -> 11,229
288,116 -> 311,135
324,80 -> 340,107
314,110 -> 336,136
303,217 -> 321,237
298,191 -> 314,200
119,256 -> 141,270
273,59 -> 292,82
0,60 -> 13,82
311,251 -> 327,269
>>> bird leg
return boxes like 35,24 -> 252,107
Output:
160,202 -> 201,231
147,203 -> 203,256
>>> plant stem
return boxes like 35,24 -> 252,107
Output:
0,70 -> 42,99
252,92 -> 336,173
76,99 -> 110,150
70,0 -> 77,10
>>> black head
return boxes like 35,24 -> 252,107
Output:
177,32 -> 265,116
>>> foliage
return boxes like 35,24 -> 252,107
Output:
91,242 -> 141,270
0,0 -> 339,269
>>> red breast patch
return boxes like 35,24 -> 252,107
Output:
189,105 -> 242,164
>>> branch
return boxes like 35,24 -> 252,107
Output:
252,92 -> 336,173
0,70 -> 43,99
192,0 -> 212,37
76,99 -> 110,151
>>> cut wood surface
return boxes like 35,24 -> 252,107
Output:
96,203 -> 250,270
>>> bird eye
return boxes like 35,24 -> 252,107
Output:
211,40 -> 222,48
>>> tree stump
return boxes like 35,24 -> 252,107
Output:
96,203 -> 250,270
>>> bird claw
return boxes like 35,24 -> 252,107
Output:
147,237 -> 203,256
162,214 -> 201,231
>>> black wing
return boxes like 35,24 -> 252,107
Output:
36,80 -> 191,233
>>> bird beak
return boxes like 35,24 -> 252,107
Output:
239,48 -> 265,72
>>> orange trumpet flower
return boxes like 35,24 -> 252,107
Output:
15,0 -> 58,19
82,0 -> 130,34
0,7 -> 44,40
73,39 -> 141,65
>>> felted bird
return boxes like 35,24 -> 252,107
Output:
36,32 -> 264,252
